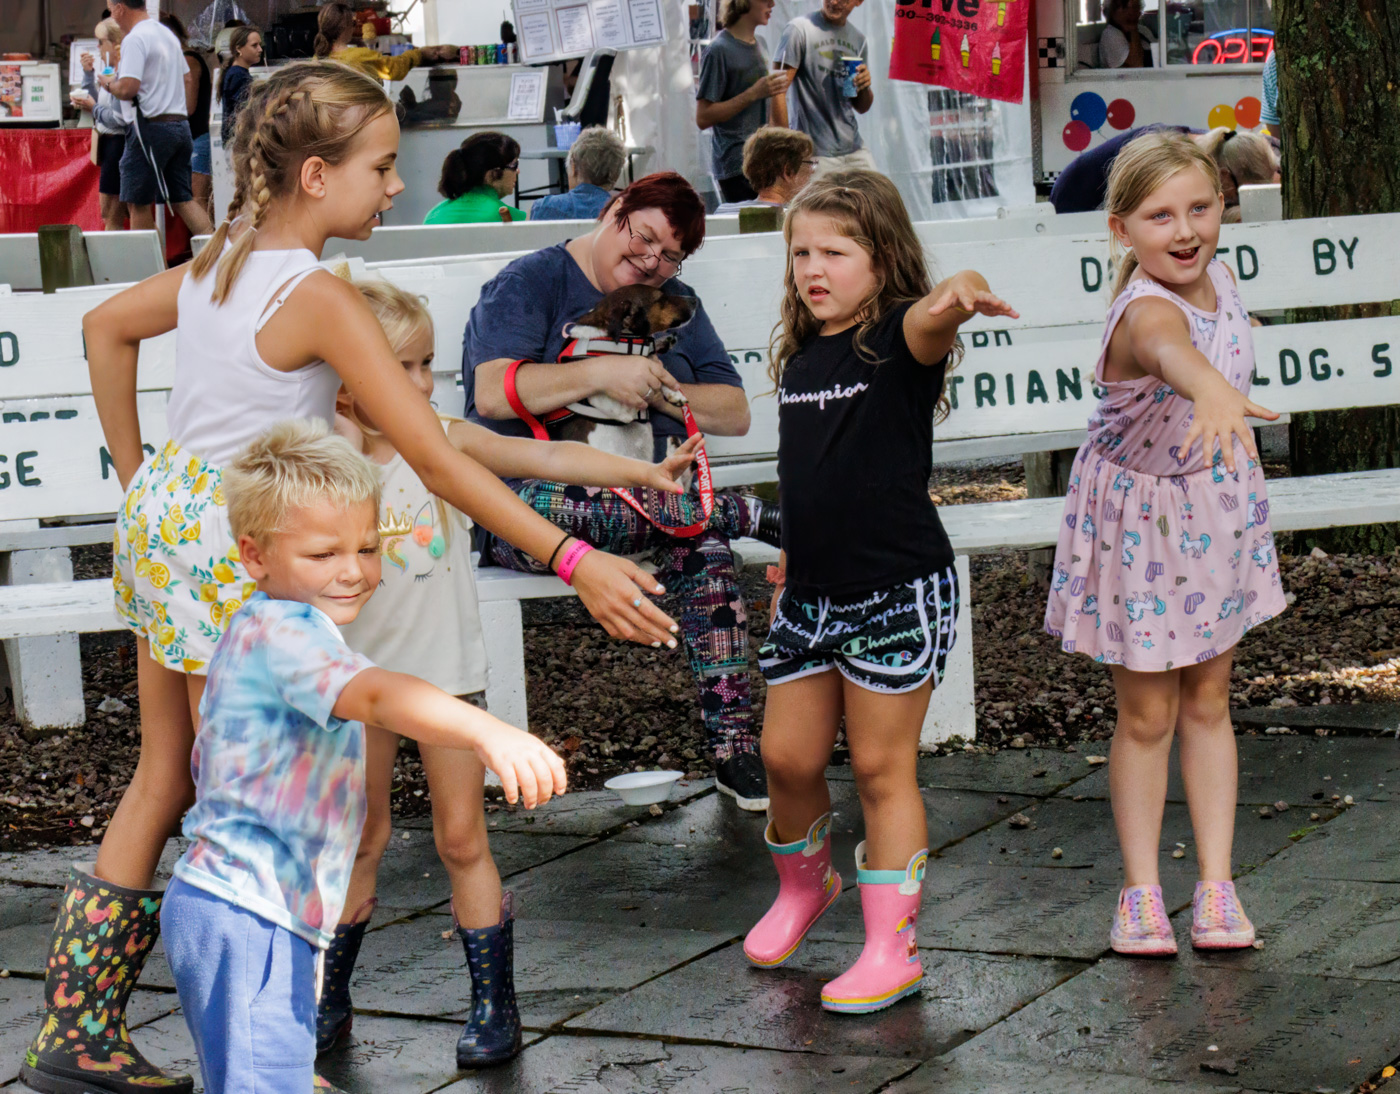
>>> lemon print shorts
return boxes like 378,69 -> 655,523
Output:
113,440 -> 253,674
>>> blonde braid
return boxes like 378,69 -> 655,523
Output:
189,60 -> 392,304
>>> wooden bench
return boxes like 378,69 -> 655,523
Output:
2,210 -> 1396,747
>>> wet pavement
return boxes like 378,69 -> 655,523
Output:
2,739 -> 1399,1093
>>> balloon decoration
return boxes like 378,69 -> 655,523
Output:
1061,91 -> 1137,150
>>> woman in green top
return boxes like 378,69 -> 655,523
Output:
425,132 -> 526,224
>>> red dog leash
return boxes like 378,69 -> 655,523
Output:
503,347 -> 714,538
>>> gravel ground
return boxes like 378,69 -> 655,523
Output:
4,459 -> 1399,852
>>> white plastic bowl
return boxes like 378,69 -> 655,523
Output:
604,770 -> 683,807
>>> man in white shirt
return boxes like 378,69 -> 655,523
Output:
100,0 -> 212,234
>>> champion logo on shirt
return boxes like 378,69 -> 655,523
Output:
781,381 -> 869,410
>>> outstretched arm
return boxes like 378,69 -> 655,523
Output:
1121,296 -> 1277,473
447,420 -> 702,493
335,668 -> 567,808
263,274 -> 681,648
904,269 -> 1019,366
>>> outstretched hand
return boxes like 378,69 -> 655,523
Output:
646,434 -> 704,493
474,724 -> 568,809
1180,378 -> 1278,474
569,549 -> 682,649
927,275 -> 1020,322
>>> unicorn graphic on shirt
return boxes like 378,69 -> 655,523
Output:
1180,529 -> 1212,558
1121,530 -> 1141,568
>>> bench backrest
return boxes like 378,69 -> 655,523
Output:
0,231 -> 165,293
2,211 -> 1395,523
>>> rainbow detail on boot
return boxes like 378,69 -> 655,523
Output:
745,813 -> 842,968
1191,880 -> 1255,949
820,843 -> 926,1014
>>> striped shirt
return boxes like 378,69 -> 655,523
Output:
1260,53 -> 1280,127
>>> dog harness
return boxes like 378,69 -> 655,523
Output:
503,333 -> 715,538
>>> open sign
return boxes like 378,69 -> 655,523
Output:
1191,28 -> 1275,64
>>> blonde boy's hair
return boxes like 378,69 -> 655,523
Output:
1105,130 -> 1222,300
224,419 -> 381,543
354,279 -> 433,355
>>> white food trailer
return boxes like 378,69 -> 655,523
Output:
1032,0 -> 1275,184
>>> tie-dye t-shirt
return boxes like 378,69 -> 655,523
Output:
174,591 -> 375,949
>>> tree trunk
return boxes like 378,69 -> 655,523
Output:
1276,0 -> 1400,554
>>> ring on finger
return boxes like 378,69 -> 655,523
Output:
632,597 -> 643,608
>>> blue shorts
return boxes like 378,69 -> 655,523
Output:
760,566 -> 959,694
191,130 -> 212,175
120,117 -> 194,205
161,878 -> 317,1094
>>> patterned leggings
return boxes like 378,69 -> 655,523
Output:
489,482 -> 755,761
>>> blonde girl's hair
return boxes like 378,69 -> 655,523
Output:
769,170 -> 962,422
1202,127 -> 1278,188
189,60 -> 391,304
1105,130 -> 1222,300
95,18 -> 122,45
224,418 -> 381,543
339,279 -> 434,438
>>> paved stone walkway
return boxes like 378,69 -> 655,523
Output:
3,736 -> 1400,1093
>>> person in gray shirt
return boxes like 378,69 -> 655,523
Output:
696,0 -> 791,203
773,0 -> 875,174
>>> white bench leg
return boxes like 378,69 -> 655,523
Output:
1,547 -> 85,731
481,598 -> 528,732
920,554 -> 975,751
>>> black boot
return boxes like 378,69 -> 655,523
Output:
740,494 -> 782,548
20,863 -> 194,1094
315,898 -> 375,1054
455,894 -> 522,1068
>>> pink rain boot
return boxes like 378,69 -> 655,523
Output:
744,812 -> 842,968
820,842 -> 926,1014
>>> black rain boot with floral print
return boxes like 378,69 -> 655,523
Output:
315,897 -> 376,1054
19,863 -> 193,1094
455,893 -> 522,1068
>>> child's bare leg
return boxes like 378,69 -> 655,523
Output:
339,725 -> 400,920
842,678 -> 930,870
420,744 -> 501,929
760,671 -> 843,843
94,641 -> 199,888
1108,666 -> 1180,887
1175,652 -> 1238,882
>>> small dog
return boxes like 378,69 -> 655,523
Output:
554,285 -> 699,462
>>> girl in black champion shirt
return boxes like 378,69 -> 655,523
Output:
744,171 -> 1016,1014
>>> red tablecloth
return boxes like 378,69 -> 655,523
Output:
0,128 -> 102,233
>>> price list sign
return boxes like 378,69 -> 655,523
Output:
513,0 -> 666,64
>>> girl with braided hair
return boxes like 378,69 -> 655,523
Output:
22,60 -> 684,1094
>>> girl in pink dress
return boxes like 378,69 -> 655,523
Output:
1044,131 -> 1287,957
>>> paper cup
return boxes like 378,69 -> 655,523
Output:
840,55 -> 862,98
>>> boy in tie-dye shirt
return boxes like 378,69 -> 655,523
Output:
161,420 -> 567,1094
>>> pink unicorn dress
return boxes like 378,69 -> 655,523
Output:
1044,260 -> 1287,671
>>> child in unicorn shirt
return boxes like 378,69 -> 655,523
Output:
161,420 -> 566,1094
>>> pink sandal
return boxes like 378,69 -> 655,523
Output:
1110,884 -> 1178,956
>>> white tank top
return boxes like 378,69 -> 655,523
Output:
167,249 -> 345,466
338,428 -> 489,696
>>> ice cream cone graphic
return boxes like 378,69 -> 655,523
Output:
997,0 -> 1017,26
959,34 -> 970,67
931,28 -> 941,61
992,41 -> 1002,74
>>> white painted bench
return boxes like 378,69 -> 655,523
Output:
0,231 -> 165,293
1,210 -> 1396,747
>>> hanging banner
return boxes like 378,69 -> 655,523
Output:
889,0 -> 1029,104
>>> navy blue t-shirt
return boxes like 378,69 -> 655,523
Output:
461,242 -> 743,443
1049,124 -> 1192,214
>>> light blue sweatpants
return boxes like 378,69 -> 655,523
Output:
161,877 -> 317,1094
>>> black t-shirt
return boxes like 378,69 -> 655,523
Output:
777,301 -> 955,597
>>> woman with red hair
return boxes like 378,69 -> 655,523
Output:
464,171 -> 775,811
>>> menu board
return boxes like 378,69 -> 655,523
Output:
512,0 -> 666,63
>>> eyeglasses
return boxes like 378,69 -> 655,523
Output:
504,159 -> 520,172
622,214 -> 685,275
803,158 -> 820,169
